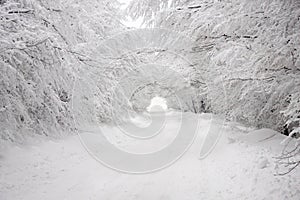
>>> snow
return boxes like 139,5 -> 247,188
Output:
1,112 -> 299,200
0,0 -> 299,199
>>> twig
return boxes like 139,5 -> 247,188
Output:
8,9 -> 33,14
275,162 -> 300,176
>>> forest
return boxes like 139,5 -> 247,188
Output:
0,0 -> 299,199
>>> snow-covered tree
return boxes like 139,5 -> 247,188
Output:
127,0 -> 300,133
0,0 -> 123,142
125,0 -> 300,173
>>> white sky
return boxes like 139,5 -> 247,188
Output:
147,96 -> 168,111
118,0 -> 144,28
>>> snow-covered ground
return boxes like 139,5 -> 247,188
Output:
0,112 -> 299,200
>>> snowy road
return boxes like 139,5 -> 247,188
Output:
1,112 -> 299,200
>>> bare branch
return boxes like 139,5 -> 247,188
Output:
275,162 -> 300,176
8,9 -> 33,14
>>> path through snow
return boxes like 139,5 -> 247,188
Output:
0,112 -> 299,200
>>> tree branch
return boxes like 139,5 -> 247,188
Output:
225,76 -> 276,82
8,9 -> 33,14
